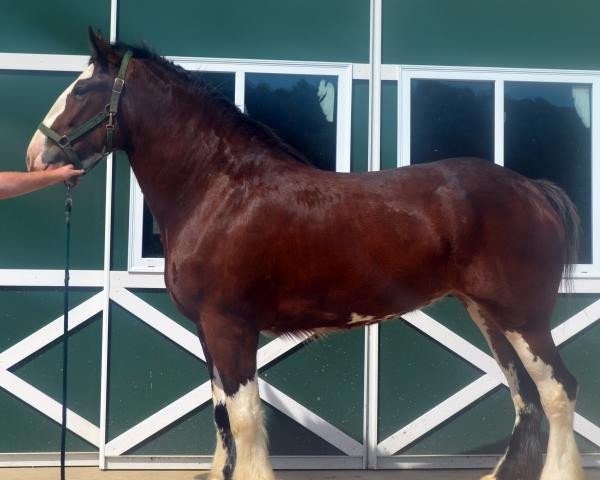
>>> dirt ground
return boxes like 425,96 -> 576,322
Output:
2,468 -> 600,480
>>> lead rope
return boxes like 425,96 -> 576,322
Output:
60,184 -> 72,480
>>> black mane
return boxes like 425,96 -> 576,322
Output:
96,41 -> 311,165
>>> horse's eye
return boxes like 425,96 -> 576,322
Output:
73,86 -> 85,98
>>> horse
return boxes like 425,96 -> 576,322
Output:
26,30 -> 585,480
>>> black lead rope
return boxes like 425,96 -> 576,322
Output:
60,185 -> 72,480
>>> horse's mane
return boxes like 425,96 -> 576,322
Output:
94,41 -> 311,165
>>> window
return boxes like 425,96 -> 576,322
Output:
410,79 -> 494,164
505,82 -> 592,263
128,59 -> 352,272
399,67 -> 598,276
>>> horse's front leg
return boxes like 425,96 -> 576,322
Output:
198,311 -> 274,480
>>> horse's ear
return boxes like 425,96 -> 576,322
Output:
88,27 -> 121,67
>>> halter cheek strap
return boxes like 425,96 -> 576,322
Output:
37,50 -> 133,172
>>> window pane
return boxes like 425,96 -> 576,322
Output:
245,73 -> 338,171
141,72 -> 236,259
505,82 -> 592,264
411,79 -> 494,164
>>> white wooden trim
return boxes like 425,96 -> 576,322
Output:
103,290 -> 360,456
591,79 -> 600,280
110,270 -> 166,289
368,0 -> 382,172
0,452 -> 98,467
0,53 -> 88,72
365,2 -> 382,466
109,287 -> 205,360
104,382 -> 212,456
402,311 -> 505,382
550,298 -> 600,345
103,455 -> 364,470
0,292 -> 103,370
378,454 -> 600,469
256,336 -> 309,367
494,79 -> 505,166
0,269 -> 103,287
377,375 -> 499,455
234,70 -> 245,112
377,305 -> 600,455
0,370 -> 99,447
258,379 -> 364,457
365,324 -> 379,468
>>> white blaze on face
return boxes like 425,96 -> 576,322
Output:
26,64 -> 95,171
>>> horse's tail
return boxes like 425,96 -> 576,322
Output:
534,179 -> 581,280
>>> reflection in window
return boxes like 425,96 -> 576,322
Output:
505,82 -> 592,263
141,72 -> 236,258
411,80 -> 494,164
245,73 -> 338,171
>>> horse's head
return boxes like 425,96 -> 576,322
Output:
27,29 -> 133,176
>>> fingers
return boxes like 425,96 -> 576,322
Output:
58,164 -> 85,179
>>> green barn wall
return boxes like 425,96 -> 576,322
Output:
0,0 -> 110,55
118,0 -> 370,62
1,0 -> 599,463
383,0 -> 600,70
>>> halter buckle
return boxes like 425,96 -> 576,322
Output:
58,136 -> 71,148
112,77 -> 124,94
106,112 -> 115,130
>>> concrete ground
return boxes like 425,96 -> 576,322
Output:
2,468 -> 600,480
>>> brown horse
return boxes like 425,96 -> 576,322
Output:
26,30 -> 584,480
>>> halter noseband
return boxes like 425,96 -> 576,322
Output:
38,50 -> 134,172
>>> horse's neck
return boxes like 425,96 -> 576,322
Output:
121,68 -> 279,229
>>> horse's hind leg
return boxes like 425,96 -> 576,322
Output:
197,313 -> 274,480
504,327 -> 585,480
467,303 -> 545,480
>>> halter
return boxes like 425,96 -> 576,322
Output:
37,50 -> 134,172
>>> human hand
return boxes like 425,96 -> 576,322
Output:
49,164 -> 85,185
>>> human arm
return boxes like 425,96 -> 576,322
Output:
0,165 -> 85,200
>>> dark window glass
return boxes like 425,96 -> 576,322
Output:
141,72 -> 236,259
245,73 -> 338,171
505,82 -> 592,264
410,79 -> 494,164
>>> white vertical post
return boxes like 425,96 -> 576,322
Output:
99,0 -> 119,470
494,79 -> 505,166
592,80 -> 600,273
235,70 -> 245,113
365,0 -> 382,469
368,0 -> 382,172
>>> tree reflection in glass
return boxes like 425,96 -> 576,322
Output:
245,73 -> 338,172
505,82 -> 592,264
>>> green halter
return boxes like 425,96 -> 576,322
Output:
38,50 -> 134,171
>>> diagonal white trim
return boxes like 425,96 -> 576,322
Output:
377,375 -> 499,455
258,378 -> 364,457
0,292 -> 104,370
109,287 -> 205,361
574,414 -> 600,447
256,336 -> 308,368
378,306 -> 600,455
401,310 -> 505,382
104,382 -> 212,456
551,298 -> 600,345
0,370 -> 99,447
